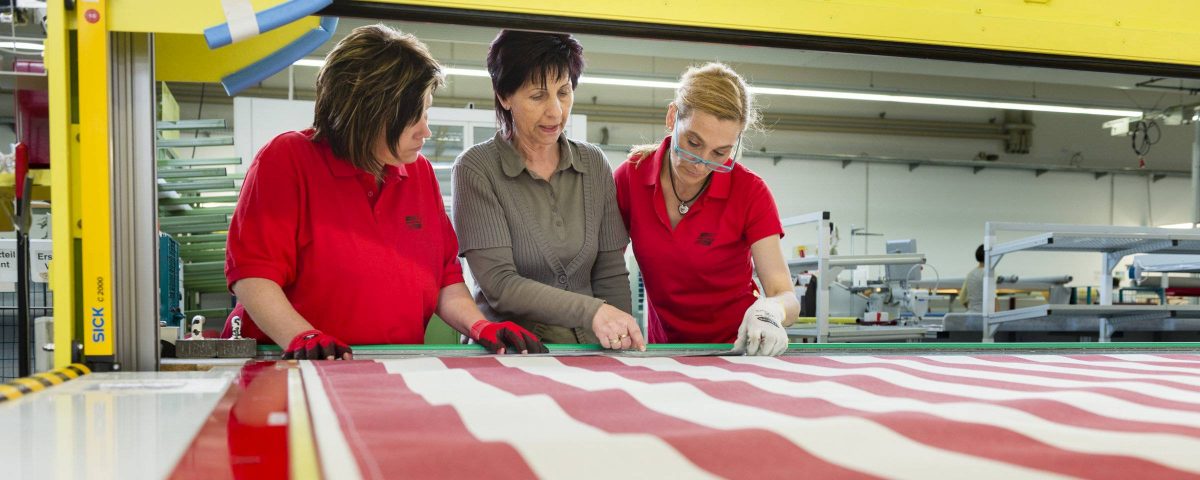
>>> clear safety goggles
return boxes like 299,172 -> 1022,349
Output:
671,122 -> 740,174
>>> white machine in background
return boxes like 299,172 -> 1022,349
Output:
821,239 -> 937,326
1130,254 -> 1200,290
786,225 -> 932,341
873,239 -> 937,325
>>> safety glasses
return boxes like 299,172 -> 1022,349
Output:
671,123 -> 740,173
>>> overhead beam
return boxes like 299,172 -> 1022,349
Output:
317,1 -> 1200,79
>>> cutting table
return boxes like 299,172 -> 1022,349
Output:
4,343 -> 1200,479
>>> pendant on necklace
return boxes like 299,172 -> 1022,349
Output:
678,203 -> 689,215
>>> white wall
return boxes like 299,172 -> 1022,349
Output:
233,97 -> 315,173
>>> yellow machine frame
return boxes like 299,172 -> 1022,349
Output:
45,0 -> 1200,368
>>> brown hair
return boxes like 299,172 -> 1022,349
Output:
630,62 -> 759,161
486,30 -> 585,139
312,24 -> 443,178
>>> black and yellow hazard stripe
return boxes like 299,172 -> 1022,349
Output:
0,363 -> 92,403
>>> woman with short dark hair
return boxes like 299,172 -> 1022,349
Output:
452,30 -> 644,350
223,25 -> 546,359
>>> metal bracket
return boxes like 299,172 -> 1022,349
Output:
983,321 -> 999,343
1098,318 -> 1113,343
988,253 -> 1003,271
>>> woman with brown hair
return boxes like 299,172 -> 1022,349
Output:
222,25 -> 546,359
615,63 -> 799,356
452,30 -> 644,350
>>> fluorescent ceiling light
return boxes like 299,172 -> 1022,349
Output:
0,41 -> 44,51
290,60 -> 1141,118
581,75 -> 680,89
442,67 -> 489,78
292,58 -> 324,67
751,86 -> 1141,117
1159,223 -> 1197,229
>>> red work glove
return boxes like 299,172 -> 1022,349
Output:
470,320 -> 549,354
283,329 -> 353,360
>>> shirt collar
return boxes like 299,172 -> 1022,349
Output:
637,135 -> 732,199
495,131 -> 583,178
319,138 -> 411,181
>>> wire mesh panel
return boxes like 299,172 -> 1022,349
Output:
0,283 -> 52,381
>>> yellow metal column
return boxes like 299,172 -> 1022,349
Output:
76,0 -> 115,364
46,0 -> 76,367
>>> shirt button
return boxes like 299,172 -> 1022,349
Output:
367,191 -> 374,197
557,274 -> 567,285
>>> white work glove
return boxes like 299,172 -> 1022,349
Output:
732,298 -> 789,356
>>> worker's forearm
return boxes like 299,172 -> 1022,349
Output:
231,278 -> 312,347
436,283 -> 487,337
465,248 -> 604,328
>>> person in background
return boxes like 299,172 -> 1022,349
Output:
452,30 -> 644,351
614,63 -> 799,356
959,245 -> 986,312
222,25 -> 546,359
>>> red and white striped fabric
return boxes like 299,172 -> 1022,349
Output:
301,354 -> 1200,479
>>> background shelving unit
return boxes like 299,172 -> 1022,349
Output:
982,222 -> 1200,342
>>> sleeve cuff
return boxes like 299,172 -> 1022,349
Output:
746,228 -> 784,246
225,265 -> 287,292
575,296 -> 605,329
441,271 -> 466,288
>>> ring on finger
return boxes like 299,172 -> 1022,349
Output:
617,333 -> 628,340
609,338 -> 621,347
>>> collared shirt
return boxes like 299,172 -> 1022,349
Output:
452,132 -> 631,343
615,135 -> 783,343
223,129 -> 464,345
494,132 -> 587,267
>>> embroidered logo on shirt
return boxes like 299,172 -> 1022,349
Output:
405,215 -> 423,229
696,232 -> 715,246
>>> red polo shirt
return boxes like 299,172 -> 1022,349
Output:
221,129 -> 464,345
614,136 -> 783,343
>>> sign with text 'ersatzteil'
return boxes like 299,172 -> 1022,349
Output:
0,238 -> 52,283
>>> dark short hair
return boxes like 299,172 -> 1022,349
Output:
486,30 -> 585,137
312,25 -> 443,178
975,244 -> 985,263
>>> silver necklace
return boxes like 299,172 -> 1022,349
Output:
668,163 -> 711,215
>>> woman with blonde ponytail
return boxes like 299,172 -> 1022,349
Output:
614,63 -> 799,356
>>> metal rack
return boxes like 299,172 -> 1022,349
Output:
981,222 -> 1200,342
780,212 -> 831,342
781,212 -> 928,342
0,283 -> 52,381
787,254 -> 926,270
157,112 -> 242,318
